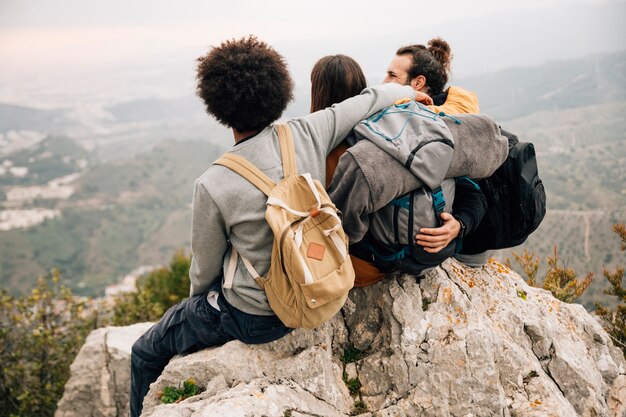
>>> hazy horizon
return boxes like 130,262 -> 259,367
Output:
1,0 -> 625,109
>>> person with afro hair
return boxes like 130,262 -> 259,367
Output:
129,35 -> 424,416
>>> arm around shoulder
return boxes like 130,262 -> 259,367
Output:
298,83 -> 417,154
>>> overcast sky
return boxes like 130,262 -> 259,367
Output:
0,0 -> 624,107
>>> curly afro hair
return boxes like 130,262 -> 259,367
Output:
196,35 -> 294,132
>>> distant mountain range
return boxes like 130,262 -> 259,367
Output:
462,51 -> 626,121
0,103 -> 69,134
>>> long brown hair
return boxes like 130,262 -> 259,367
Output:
310,55 -> 367,113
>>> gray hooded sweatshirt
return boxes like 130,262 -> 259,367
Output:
189,83 -> 416,316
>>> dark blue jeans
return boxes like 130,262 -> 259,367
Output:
130,288 -> 291,417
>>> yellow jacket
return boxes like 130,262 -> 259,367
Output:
429,86 -> 480,115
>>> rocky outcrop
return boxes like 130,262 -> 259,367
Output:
55,322 -> 153,417
59,259 -> 626,416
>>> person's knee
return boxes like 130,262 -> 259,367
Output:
131,331 -> 157,362
131,337 -> 147,362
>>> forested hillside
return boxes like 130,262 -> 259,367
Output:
0,139 -> 224,295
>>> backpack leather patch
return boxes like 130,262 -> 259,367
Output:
307,242 -> 325,261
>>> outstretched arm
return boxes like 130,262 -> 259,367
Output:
300,83 -> 423,155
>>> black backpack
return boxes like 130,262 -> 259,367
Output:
460,130 -> 546,254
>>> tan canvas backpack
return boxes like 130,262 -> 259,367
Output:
213,124 -> 355,329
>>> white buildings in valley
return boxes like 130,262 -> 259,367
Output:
104,265 -> 160,296
0,208 -> 60,231
1,173 -> 82,230
0,165 -> 29,177
5,172 -> 80,206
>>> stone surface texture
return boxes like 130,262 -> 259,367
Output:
55,322 -> 153,417
59,259 -> 626,417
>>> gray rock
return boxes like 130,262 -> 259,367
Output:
55,322 -> 153,417
59,259 -> 626,417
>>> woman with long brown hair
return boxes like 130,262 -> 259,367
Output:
310,55 -> 369,188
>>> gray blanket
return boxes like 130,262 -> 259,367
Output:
443,114 -> 508,179
328,113 -> 508,243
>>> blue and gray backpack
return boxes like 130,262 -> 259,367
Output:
349,100 -> 459,275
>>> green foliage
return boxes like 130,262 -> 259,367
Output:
514,224 -> 625,357
0,270 -> 96,417
511,250 -> 539,287
112,249 -> 191,326
0,136 -> 89,187
157,378 -> 201,404
594,224 -> 626,356
615,224 -> 626,251
341,347 -> 366,412
512,245 -> 593,303
0,204 -> 173,296
345,377 -> 362,397
501,209 -> 626,308
341,345 -> 364,364
351,400 -> 368,416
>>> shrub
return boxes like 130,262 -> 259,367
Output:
112,249 -> 191,326
511,246 -> 593,303
158,378 -> 202,404
512,224 -> 625,358
542,246 -> 594,303
0,270 -> 96,417
341,345 -> 365,364
594,224 -> 626,356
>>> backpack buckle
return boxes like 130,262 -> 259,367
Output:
431,187 -> 446,213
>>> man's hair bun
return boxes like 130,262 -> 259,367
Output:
427,38 -> 453,72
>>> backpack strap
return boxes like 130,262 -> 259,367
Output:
213,124 -> 296,194
213,153 -> 275,196
213,155 -> 271,287
430,186 -> 446,227
276,123 -> 298,177
223,246 -> 261,289
215,125 -> 299,289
